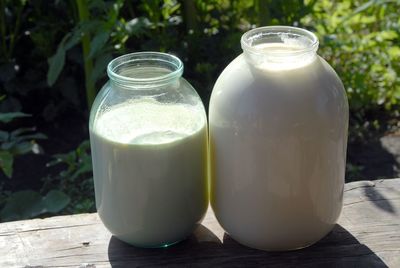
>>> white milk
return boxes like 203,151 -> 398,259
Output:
90,100 -> 208,247
209,43 -> 348,250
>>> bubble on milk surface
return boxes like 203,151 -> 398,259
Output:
130,130 -> 187,144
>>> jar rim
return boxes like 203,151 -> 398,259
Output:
107,52 -> 183,86
241,26 -> 319,56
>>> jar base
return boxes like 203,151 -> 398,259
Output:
243,241 -> 315,252
228,236 -> 317,252
114,235 -> 185,249
225,226 -> 334,252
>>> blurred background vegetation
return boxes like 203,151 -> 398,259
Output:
0,0 -> 399,222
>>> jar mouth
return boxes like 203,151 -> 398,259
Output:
107,52 -> 183,86
241,26 -> 319,57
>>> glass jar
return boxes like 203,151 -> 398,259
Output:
89,52 -> 208,248
209,26 -> 348,251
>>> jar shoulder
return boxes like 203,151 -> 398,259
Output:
212,55 -> 346,93
210,55 -> 348,116
89,77 -> 206,130
89,82 -> 112,129
209,55 -> 349,131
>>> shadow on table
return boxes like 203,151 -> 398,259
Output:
347,137 -> 400,181
108,224 -> 388,267
107,224 -> 222,267
362,185 -> 397,214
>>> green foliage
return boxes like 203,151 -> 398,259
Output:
0,112 -> 30,123
42,140 -> 94,214
0,126 -> 47,178
47,28 -> 83,87
0,190 -> 70,222
0,97 -> 50,222
0,100 -> 46,178
304,0 -> 400,112
1,140 -> 94,222
0,1 -> 80,119
2,0 -> 399,115
0,151 -> 12,178
0,0 -> 27,62
45,0 -> 323,108
47,0 -> 147,107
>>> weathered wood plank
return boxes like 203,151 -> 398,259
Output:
1,179 -> 399,267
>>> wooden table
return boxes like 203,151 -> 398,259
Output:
1,179 -> 399,267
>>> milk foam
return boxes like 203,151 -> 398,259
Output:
95,100 -> 205,144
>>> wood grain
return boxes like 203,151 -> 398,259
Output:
1,179 -> 399,267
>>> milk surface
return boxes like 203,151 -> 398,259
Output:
209,43 -> 348,250
90,100 -> 208,247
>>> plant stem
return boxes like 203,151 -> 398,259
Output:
9,3 -> 23,59
0,0 -> 8,61
256,0 -> 270,26
126,1 -> 136,18
183,0 -> 197,31
75,0 -> 95,109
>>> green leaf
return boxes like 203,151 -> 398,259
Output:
64,28 -> 84,50
0,131 -> 9,141
1,141 -> 16,151
47,30 -> 83,86
388,47 -> 400,59
0,190 -> 70,222
14,133 -> 47,142
78,20 -> 103,35
0,151 -> 13,178
88,31 -> 110,58
341,0 -> 387,23
90,53 -> 112,84
377,30 -> 398,41
125,17 -> 150,35
79,140 -> 91,151
42,190 -> 70,213
0,112 -> 31,123
69,162 -> 92,181
0,191 -> 42,221
10,127 -> 36,137
46,158 -> 62,167
47,46 -> 66,86
351,0 -> 388,15
12,141 -> 34,155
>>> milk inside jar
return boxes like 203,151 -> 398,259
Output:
89,52 -> 208,247
209,26 -> 348,251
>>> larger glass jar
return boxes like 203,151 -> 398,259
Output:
209,26 -> 349,251
89,52 -> 208,248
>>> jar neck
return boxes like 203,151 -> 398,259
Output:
241,26 -> 319,70
107,52 -> 183,89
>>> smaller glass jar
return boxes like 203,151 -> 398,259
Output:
89,52 -> 208,248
